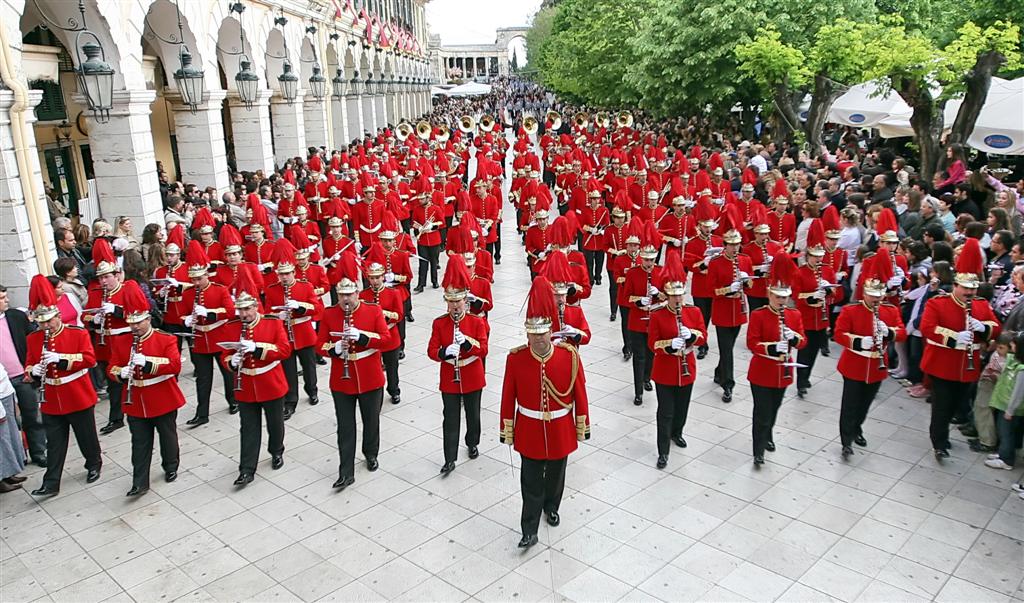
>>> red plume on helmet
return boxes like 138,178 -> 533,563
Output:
695,197 -> 718,225
708,152 -> 724,172
219,224 -> 244,253
550,217 -> 574,248
446,223 -> 473,254
335,250 -> 362,294
92,237 -> 119,277
767,251 -> 798,296
660,248 -> 688,295
191,207 -> 216,233
524,275 -> 558,333
288,224 -> 314,257
272,238 -> 298,274
233,263 -> 262,311
640,220 -> 663,258
29,274 -> 59,321
166,223 -> 186,253
955,237 -> 984,287
875,208 -> 899,242
442,253 -> 472,301
186,239 -> 210,277
772,178 -> 790,199
806,219 -> 827,255
820,204 -> 841,235
541,249 -> 573,288
624,217 -> 645,244
122,279 -> 152,323
862,247 -> 895,297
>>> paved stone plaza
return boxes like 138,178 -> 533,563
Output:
2,204 -> 1023,602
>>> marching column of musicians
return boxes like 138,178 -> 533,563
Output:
18,120 -> 1002,550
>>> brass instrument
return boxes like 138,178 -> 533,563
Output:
459,114 -> 476,133
675,308 -> 691,379
283,283 -> 296,346
966,300 -> 975,371
415,120 -> 432,140
37,328 -> 51,405
872,303 -> 886,371
396,122 -> 414,141
522,115 -> 538,135
546,110 -> 561,130
437,124 -> 450,142
595,111 -> 610,129
479,114 -> 495,132
124,333 -> 140,406
617,111 -> 634,128
342,307 -> 353,379
97,289 -> 111,345
452,313 -> 463,383
573,112 -> 590,129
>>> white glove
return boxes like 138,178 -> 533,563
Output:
537,251 -> 546,261
818,278 -> 829,288
562,324 -> 579,336
344,326 -> 361,341
671,336 -> 687,350
674,239 -> 682,247
183,315 -> 195,328
454,330 -> 466,345
640,296 -> 652,307
895,267 -> 905,279
956,330 -> 974,346
647,284 -> 659,296
239,339 -> 256,354
229,352 -> 244,368
193,304 -> 208,316
677,326 -> 692,341
765,255 -> 775,264
119,365 -> 133,380
333,340 -> 346,355
445,342 -> 461,357
384,272 -> 395,283
551,337 -> 564,346
967,317 -> 986,333
278,311 -> 289,321
776,340 -> 790,355
285,299 -> 301,310
40,350 -> 60,366
728,281 -> 742,294
168,278 -> 180,287
355,241 -> 363,252
738,271 -> 750,281
886,275 -> 903,288
131,353 -> 147,367
102,302 -> 116,314
860,336 -> 875,349
783,327 -> 797,341
812,289 -> 827,300
31,363 -> 46,377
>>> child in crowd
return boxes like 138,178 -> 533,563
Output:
984,332 -> 1024,471
970,333 -> 1011,453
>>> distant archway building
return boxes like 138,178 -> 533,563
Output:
430,26 -> 529,83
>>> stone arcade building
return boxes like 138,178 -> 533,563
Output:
0,0 -> 434,304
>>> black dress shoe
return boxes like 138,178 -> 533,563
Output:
656,454 -> 668,469
406,314 -> 415,323
610,312 -> 617,322
633,395 -> 643,406
186,416 -> 209,427
4,475 -> 27,485
623,350 -> 632,361
283,407 -> 295,421
431,283 -> 439,289
765,441 -> 776,452
697,347 -> 708,360
86,469 -> 101,483
722,387 -> 733,403
468,446 -> 479,459
125,486 -> 149,497
233,473 -> 254,486
309,395 -> 319,406
30,485 -> 59,497
934,449 -> 950,460
595,276 -> 602,285
753,455 -> 765,466
949,415 -> 969,426
643,381 -> 653,392
271,455 -> 284,470
440,461 -> 455,475
32,456 -> 47,467
366,458 -> 379,472
316,356 -> 327,366
495,258 -> 501,265
841,446 -> 854,459
672,435 -> 687,448
546,511 -> 560,526
398,350 -> 406,360
820,347 -> 830,357
854,435 -> 867,447
518,534 -> 538,548
390,395 -> 401,405
413,285 -> 424,294
333,476 -> 355,490
165,471 -> 177,483
229,403 -> 239,415
713,374 -> 721,385
99,421 -> 123,435
797,387 -> 808,399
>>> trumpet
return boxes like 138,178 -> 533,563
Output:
523,115 -> 538,135
675,308 -> 691,379
124,333 -> 140,406
459,114 -> 476,133
452,313 -> 463,384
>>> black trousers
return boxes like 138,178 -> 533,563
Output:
583,249 -> 604,283
929,377 -> 974,451
127,410 -> 179,488
693,297 -> 712,352
607,266 -> 618,315
9,375 -> 46,460
750,384 -> 786,457
282,346 -> 318,409
238,397 -> 285,474
628,329 -> 652,397
748,296 -> 768,311
382,348 -> 401,397
520,455 -> 567,537
839,378 -> 882,447
417,244 -> 440,288
619,307 -> 631,352
441,390 -> 482,463
41,407 -> 101,489
332,388 -> 382,479
796,329 -> 829,389
97,360 -> 124,423
487,239 -> 501,262
191,350 -> 236,419
654,383 -> 693,456
714,326 -> 741,389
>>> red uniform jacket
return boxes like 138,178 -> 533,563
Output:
659,212 -> 697,259
613,252 -> 642,306
623,265 -> 664,332
317,301 -> 389,394
823,247 -> 849,281
746,306 -> 807,388
353,199 -> 387,247
835,302 -> 907,383
218,316 -> 291,403
684,234 -> 723,299
648,305 -> 707,387
554,303 -> 591,347
412,203 -> 444,247
500,342 -> 590,460
153,261 -> 190,326
794,263 -> 842,332
603,223 -> 628,262
360,286 -> 404,352
82,281 -> 134,362
380,249 -> 413,301
107,328 -> 186,418
579,206 -> 610,252
709,253 -> 754,327
244,239 -> 275,274
742,240 -> 784,300
264,280 -> 324,350
295,262 -> 329,298
468,275 -> 494,319
181,282 -> 235,354
525,225 -> 552,266
428,312 -> 489,394
25,325 -> 96,415
920,294 -> 1000,383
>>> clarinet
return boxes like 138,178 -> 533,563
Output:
815,263 -> 828,323
890,255 -> 903,297
872,303 -> 887,371
234,321 -> 249,391
778,307 -> 791,380
97,288 -> 110,345
124,332 -> 140,406
675,308 -> 691,379
283,283 -> 295,345
452,312 -> 463,383
732,254 -> 747,315
188,288 -> 202,350
37,328 -> 51,405
342,307 -> 353,379
966,299 -> 975,371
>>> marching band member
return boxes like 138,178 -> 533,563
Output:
795,220 -> 842,398
361,247 -> 405,405
622,223 -> 664,405
152,225 -> 190,350
603,199 -> 629,321
683,198 -> 723,360
412,183 -> 444,292
613,220 -> 644,361
708,217 -> 753,403
742,210 -> 783,312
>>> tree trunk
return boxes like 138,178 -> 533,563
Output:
948,50 -> 1006,146
771,83 -> 801,144
740,104 -> 757,140
897,77 -> 945,184
804,73 -> 844,157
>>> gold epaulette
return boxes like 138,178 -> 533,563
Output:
64,325 -> 85,331
880,302 -> 897,308
436,313 -> 450,321
508,344 -> 528,355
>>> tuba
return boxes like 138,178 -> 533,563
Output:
479,114 -> 495,132
523,115 -> 538,135
459,114 -> 476,133
396,122 -> 414,141
415,120 -> 432,140
437,124 -> 451,142
546,110 -> 562,130
573,112 -> 590,129
617,111 -> 634,129
595,111 -> 610,129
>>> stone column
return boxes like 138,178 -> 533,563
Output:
331,95 -> 349,146
0,90 -> 50,304
228,88 -> 275,174
169,89 -> 230,195
361,93 -> 377,134
80,89 -> 163,227
375,93 -> 388,128
270,93 -> 308,165
303,96 -> 330,149
346,93 -> 364,139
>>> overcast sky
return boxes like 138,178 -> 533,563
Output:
425,0 -> 541,48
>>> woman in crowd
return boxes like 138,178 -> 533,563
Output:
0,365 -> 26,493
113,216 -> 140,252
46,274 -> 81,327
935,143 -> 967,194
140,223 -> 166,263
53,256 -> 88,307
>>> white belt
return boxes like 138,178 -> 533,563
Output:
290,316 -> 312,326
340,349 -> 377,361
517,406 -> 570,421
44,368 -> 88,386
444,356 -> 479,367
240,360 -> 281,376
131,374 -> 174,387
194,319 -> 227,332
926,339 -> 982,352
847,348 -> 883,359
107,326 -> 130,335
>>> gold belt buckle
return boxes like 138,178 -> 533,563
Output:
50,377 -> 61,386
542,411 -> 552,421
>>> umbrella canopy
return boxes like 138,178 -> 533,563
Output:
446,81 -> 492,97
